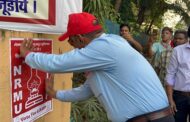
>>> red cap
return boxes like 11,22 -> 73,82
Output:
59,12 -> 102,41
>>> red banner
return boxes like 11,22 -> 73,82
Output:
10,38 -> 53,122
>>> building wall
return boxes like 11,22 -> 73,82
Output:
0,30 -> 72,122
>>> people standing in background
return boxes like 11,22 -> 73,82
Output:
158,30 -> 188,86
165,27 -> 189,122
120,24 -> 143,53
147,27 -> 173,74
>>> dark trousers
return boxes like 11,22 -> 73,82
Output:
150,115 -> 175,122
126,107 -> 175,122
126,115 -> 174,122
173,91 -> 190,122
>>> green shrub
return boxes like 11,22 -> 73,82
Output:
71,73 -> 109,122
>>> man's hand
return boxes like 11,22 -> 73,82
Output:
123,33 -> 134,42
45,75 -> 57,98
20,38 -> 34,57
166,85 -> 177,115
122,33 -> 143,52
169,99 -> 177,115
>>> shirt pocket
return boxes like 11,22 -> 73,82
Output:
184,71 -> 190,79
179,62 -> 190,70
179,62 -> 190,79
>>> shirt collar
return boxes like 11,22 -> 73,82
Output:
99,33 -> 106,38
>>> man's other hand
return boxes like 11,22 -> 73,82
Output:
45,75 -> 57,98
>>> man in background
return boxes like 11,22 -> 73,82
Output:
158,30 -> 188,86
147,27 -> 173,74
166,27 -> 189,122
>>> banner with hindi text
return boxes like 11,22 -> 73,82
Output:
0,0 -> 82,34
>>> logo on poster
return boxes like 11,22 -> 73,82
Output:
25,68 -> 43,109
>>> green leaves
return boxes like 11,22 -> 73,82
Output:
71,102 -> 83,122
71,73 -> 109,122
71,97 -> 109,122
83,0 -> 121,25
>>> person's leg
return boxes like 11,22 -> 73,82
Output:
175,110 -> 188,122
188,97 -> 190,122
187,106 -> 190,122
173,92 -> 189,122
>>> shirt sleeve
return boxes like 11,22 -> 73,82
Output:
152,42 -> 158,54
56,81 -> 94,102
165,49 -> 178,86
25,45 -> 115,73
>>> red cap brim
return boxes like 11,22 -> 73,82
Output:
58,32 -> 69,41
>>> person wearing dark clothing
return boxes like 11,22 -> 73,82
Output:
120,24 -> 143,53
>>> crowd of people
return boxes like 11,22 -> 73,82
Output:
19,12 -> 190,122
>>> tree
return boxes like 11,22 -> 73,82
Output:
83,0 -> 121,25
114,0 -> 190,34
114,0 -> 123,12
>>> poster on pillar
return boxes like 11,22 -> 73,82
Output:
0,0 -> 82,34
10,38 -> 53,122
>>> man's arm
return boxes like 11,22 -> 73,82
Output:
146,36 -> 155,58
20,39 -> 115,73
166,85 -> 177,114
124,33 -> 143,52
129,38 -> 143,53
165,49 -> 178,86
165,49 -> 178,114
46,76 -> 94,102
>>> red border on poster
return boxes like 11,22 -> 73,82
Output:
10,39 -> 53,122
0,0 -> 56,25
